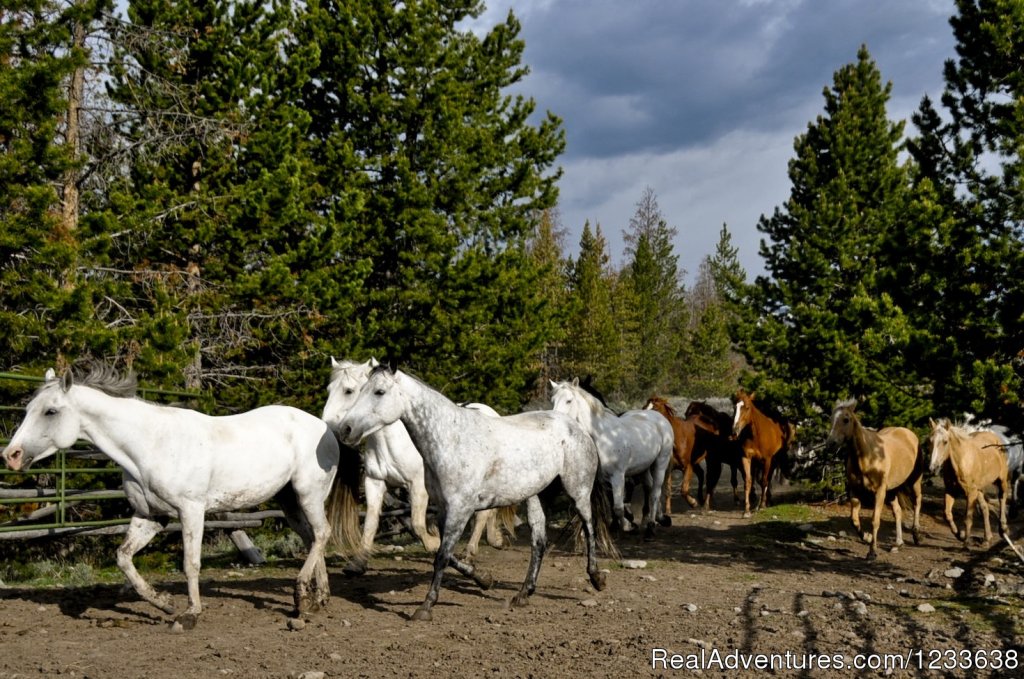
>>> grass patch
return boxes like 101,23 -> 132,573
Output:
751,502 -> 830,524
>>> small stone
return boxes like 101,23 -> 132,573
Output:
684,603 -> 698,613
579,599 -> 599,608
944,567 -> 964,579
622,560 -> 647,569
687,637 -> 708,648
798,523 -> 814,532
850,601 -> 868,616
917,603 -> 936,613
287,618 -> 306,631
296,673 -> 326,679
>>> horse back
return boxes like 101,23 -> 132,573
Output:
968,430 -> 1010,484
877,426 -> 920,489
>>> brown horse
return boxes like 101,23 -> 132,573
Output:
731,390 -> 793,517
684,401 -> 745,509
644,396 -> 706,511
928,418 -> 1009,547
827,399 -> 923,559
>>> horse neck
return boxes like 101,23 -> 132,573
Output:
849,418 -> 882,461
748,406 -> 778,442
393,374 -> 466,465
70,386 -> 159,479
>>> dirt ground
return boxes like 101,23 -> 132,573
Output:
2,484 -> 1024,679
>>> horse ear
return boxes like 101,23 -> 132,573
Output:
749,391 -> 756,400
369,357 -> 380,368
929,417 -> 935,428
44,368 -> 57,382
571,376 -> 580,387
549,379 -> 558,390
330,356 -> 340,368
60,370 -> 74,392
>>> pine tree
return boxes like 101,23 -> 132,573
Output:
0,0 -> 115,386
744,46 -> 928,432
295,0 -> 565,409
563,222 -> 623,395
620,186 -> 686,397
907,0 -> 1024,427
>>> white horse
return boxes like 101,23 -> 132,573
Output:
549,378 -> 673,537
321,358 -> 515,574
0,364 -> 351,630
336,365 -> 615,621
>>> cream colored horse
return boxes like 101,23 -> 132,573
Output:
827,399 -> 923,559
929,418 -> 1009,547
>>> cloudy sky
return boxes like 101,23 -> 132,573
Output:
467,0 -> 957,283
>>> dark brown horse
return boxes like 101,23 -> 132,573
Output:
644,396 -> 705,511
684,401 -> 745,509
731,390 -> 793,517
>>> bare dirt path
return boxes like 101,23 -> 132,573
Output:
2,488 -> 1023,678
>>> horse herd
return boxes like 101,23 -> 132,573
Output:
1,361 -> 1020,630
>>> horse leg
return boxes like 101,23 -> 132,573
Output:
910,479 -> 923,545
694,462 -> 706,509
409,475 -> 441,553
943,492 -> 959,538
565,470 -> 606,593
277,483 -> 331,613
757,459 -> 772,511
741,457 -> 754,518
511,496 -> 546,608
680,462 -> 697,509
343,477 -> 385,576
997,477 -> 1009,538
849,495 -> 863,541
661,463 -> 674,516
975,489 -> 993,546
731,464 -> 741,506
117,515 -> 175,617
889,496 -> 904,548
293,486 -> 334,614
464,509 -> 493,560
866,488 -> 885,559
175,507 -> 206,629
412,507 -> 475,622
610,470 -> 633,532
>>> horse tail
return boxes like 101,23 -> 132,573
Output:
493,504 -> 519,543
589,467 -> 620,560
326,441 -> 363,556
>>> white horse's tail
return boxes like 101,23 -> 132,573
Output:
569,470 -> 620,560
326,442 -> 363,556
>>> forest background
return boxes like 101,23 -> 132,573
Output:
2,0 -> 1022,445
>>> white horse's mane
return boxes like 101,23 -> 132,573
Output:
38,362 -> 138,399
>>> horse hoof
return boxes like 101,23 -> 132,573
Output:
643,525 -> 656,542
590,571 -> 607,592
411,607 -> 433,622
742,511 -> 752,519
510,594 -> 530,608
342,561 -> 367,577
173,612 -> 198,631
657,515 -> 672,527
866,551 -> 878,561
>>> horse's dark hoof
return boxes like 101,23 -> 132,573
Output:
590,571 -> 607,591
657,515 -> 672,527
510,593 -> 530,608
912,531 -> 921,545
411,607 -> 433,622
643,525 -> 656,542
173,612 -> 198,631
342,561 -> 367,577
866,551 -> 878,561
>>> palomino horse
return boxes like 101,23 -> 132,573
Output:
928,418 -> 1009,547
685,401 -> 745,509
321,358 -> 515,574
644,396 -> 706,511
731,390 -> 793,516
1,364 -> 353,629
337,366 -> 615,621
551,379 -> 674,537
827,399 -> 923,559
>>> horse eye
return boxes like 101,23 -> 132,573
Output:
374,389 -> 386,396
44,408 -> 58,416
344,388 -> 354,395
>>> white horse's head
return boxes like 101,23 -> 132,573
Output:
3,369 -> 83,471
321,357 -> 378,431
928,417 -> 953,474
549,378 -> 601,431
336,364 -> 405,446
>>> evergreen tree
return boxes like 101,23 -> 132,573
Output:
744,46 -> 928,434
620,186 -> 686,396
527,208 -> 571,398
907,0 -> 1024,427
296,1 -> 565,409
0,0 -> 114,387
563,222 -> 623,396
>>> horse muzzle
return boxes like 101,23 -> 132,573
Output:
2,445 -> 28,471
